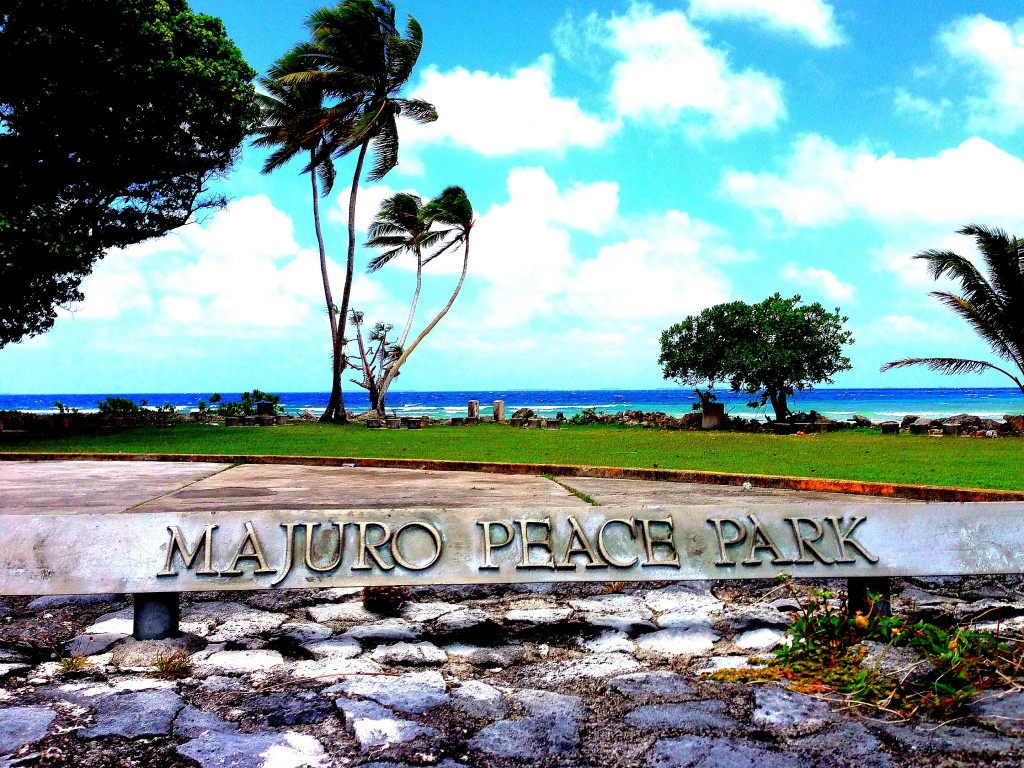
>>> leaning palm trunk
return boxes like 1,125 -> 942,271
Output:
378,236 -> 470,404
372,248 -> 422,415
397,247 -> 423,349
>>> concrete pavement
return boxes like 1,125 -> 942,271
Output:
0,459 -> 920,517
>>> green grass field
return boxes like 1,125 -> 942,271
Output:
4,422 -> 1023,491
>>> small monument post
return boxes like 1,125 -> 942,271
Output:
133,593 -> 180,640
493,400 -> 506,422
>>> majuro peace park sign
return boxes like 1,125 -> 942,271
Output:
2,502 -> 1024,596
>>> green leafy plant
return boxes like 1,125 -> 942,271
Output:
659,294 -> 854,421
208,390 -> 282,417
218,401 -> 245,418
97,397 -> 139,415
710,575 -> 1024,718
569,408 -> 602,425
240,389 -> 282,415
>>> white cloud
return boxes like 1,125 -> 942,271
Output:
941,15 -> 1024,133
893,89 -> 950,125
723,135 -> 1024,227
870,244 -> 935,288
406,56 -> 617,155
606,4 -> 786,138
781,263 -> 855,302
160,296 -> 203,324
567,226 -> 730,320
688,0 -> 844,47
869,228 -> 1002,290
328,183 -> 406,233
456,168 -> 730,332
465,168 -> 606,327
76,254 -> 154,320
71,195 -> 395,335
863,314 -> 947,342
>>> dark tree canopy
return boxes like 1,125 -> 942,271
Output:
659,294 -> 854,421
0,0 -> 258,347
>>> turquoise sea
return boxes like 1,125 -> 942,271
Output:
1,387 -> 1022,422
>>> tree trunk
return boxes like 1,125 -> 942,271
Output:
768,389 -> 790,422
397,247 -> 422,350
380,236 -> 471,396
309,154 -> 341,425
323,141 -> 369,424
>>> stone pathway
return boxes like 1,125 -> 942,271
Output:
2,577 -> 1024,767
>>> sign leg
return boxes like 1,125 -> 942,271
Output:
847,577 -> 891,617
133,592 -> 180,640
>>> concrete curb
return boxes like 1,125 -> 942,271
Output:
2,451 -> 1022,503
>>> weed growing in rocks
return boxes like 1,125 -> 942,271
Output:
57,653 -> 90,675
708,576 -> 1024,719
152,649 -> 192,678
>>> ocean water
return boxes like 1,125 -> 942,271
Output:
1,387 -> 1022,422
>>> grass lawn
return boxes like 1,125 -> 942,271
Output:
3,422 -> 1023,491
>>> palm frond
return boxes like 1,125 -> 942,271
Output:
889,224 -> 1024,396
881,357 -> 1022,389
365,236 -> 407,252
929,292 -> 1017,363
365,225 -> 408,243
316,156 -> 337,196
367,247 -> 404,273
396,97 -> 438,125
367,113 -> 399,182
959,224 -> 1024,329
422,186 -> 473,228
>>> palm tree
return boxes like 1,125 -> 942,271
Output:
363,191 -> 447,412
251,49 -> 346,403
881,224 -> 1024,393
375,186 -> 474,400
284,0 -> 437,422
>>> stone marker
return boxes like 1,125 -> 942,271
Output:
4,501 -> 1024,597
468,400 -> 480,419
702,403 -> 725,430
494,400 -> 505,422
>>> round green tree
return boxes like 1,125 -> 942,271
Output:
658,294 -> 855,421
0,0 -> 258,347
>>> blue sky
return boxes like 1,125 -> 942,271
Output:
5,0 -> 1024,394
